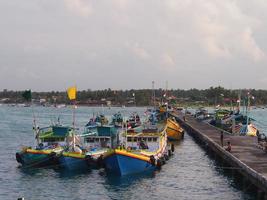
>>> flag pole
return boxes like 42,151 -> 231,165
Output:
67,86 -> 77,151
72,100 -> 76,151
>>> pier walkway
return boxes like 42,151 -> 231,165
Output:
171,110 -> 267,198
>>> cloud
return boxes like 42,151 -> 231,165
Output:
161,53 -> 175,69
64,0 -> 93,17
1,0 -> 267,90
165,0 -> 266,62
111,0 -> 130,10
241,28 -> 266,62
132,44 -> 150,60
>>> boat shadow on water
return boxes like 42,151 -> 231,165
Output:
17,165 -> 56,177
17,164 -> 93,179
53,167 -> 93,179
103,169 -> 158,188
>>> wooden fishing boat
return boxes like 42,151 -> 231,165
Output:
233,123 -> 258,137
166,118 -> 184,141
16,125 -> 72,167
127,112 -> 141,129
103,124 -> 169,176
85,114 -> 109,128
110,112 -> 123,128
16,146 -> 63,167
58,125 -> 119,170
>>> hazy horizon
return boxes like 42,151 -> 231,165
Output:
2,86 -> 266,93
0,1 -> 267,91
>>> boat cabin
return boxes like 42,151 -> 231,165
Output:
81,125 -> 119,150
126,134 -> 160,152
38,126 -> 72,147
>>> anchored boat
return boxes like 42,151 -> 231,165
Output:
58,123 -> 120,171
103,123 -> 169,176
166,118 -> 184,141
16,125 -> 72,167
110,112 -> 123,128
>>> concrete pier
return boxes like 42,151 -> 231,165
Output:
171,111 -> 267,199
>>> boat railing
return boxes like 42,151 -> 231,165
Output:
77,131 -> 98,137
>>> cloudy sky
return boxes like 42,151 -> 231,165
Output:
0,0 -> 267,91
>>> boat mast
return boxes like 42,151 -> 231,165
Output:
246,92 -> 250,128
32,106 -> 40,145
237,90 -> 241,113
72,102 -> 76,150
125,120 -> 128,148
67,86 -> 77,151
152,81 -> 156,108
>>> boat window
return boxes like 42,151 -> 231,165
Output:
133,137 -> 137,142
86,138 -> 95,143
137,138 -> 141,141
148,137 -> 152,142
153,137 -> 157,142
127,137 -> 132,142
43,137 -> 64,142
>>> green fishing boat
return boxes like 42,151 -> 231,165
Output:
16,125 -> 73,167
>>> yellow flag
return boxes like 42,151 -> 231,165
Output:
67,86 -> 77,100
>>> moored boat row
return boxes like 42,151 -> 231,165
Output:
16,88 -> 184,176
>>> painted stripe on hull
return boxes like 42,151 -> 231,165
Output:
104,154 -> 155,176
16,152 -> 57,167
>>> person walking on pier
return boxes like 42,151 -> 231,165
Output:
225,141 -> 231,152
220,131 -> 224,147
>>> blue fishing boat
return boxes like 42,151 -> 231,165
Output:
16,125 -> 72,167
58,124 -> 120,171
103,123 -> 169,176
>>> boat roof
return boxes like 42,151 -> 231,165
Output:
39,126 -> 72,138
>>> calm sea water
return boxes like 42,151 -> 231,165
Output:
0,105 -> 265,200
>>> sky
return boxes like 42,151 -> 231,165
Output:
0,0 -> 267,91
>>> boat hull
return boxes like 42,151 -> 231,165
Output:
16,150 -> 59,167
59,153 -> 89,171
104,153 -> 155,176
166,119 -> 184,141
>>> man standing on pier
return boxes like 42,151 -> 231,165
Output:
220,131 -> 224,147
225,141 -> 231,152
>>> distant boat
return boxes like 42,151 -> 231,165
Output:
56,104 -> 66,109
232,123 -> 258,137
127,112 -> 141,129
110,112 -> 123,128
85,114 -> 109,128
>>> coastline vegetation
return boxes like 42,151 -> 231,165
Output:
1,86 -> 267,107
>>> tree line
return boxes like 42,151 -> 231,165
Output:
1,87 -> 267,106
